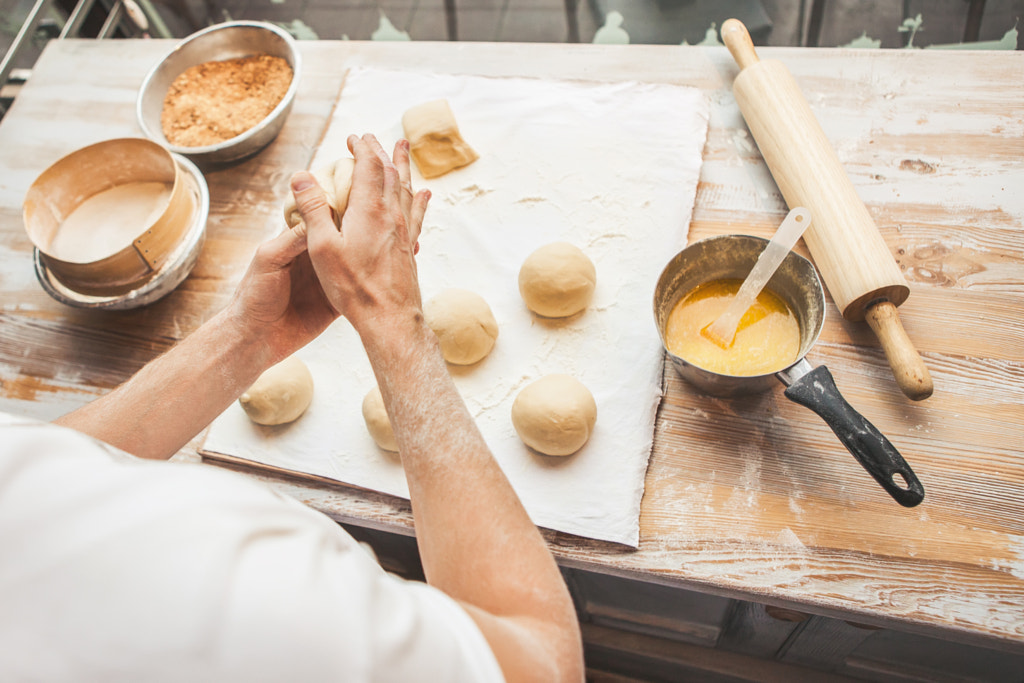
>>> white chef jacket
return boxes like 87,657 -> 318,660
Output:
0,412 -> 504,682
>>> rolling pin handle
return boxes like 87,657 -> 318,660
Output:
721,18 -> 760,71
865,300 -> 934,401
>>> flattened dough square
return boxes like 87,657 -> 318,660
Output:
402,99 -> 479,179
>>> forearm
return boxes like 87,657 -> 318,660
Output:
55,310 -> 271,460
362,313 -> 581,678
295,133 -> 582,678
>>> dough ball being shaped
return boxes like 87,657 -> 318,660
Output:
362,386 -> 397,452
239,355 -> 314,426
282,157 -> 355,233
511,374 -> 597,456
424,288 -> 499,365
518,242 -> 596,318
402,99 -> 479,179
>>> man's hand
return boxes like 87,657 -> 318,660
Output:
292,134 -> 430,339
54,225 -> 341,460
224,225 -> 340,368
52,135 -> 429,463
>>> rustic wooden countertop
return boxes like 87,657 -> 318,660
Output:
1,39 -> 1021,654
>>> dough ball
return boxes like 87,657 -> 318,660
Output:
401,99 -> 479,179
518,242 -> 596,318
424,288 -> 499,365
282,157 -> 355,233
239,355 -> 314,426
512,374 -> 597,456
362,386 -> 397,452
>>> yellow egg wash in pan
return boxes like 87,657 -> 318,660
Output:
666,279 -> 801,376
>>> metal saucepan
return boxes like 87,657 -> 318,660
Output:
654,234 -> 924,507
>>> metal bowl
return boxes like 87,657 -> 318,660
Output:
136,21 -> 301,164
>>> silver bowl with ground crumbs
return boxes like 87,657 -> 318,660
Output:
136,21 -> 301,164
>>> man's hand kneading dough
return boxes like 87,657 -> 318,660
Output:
292,134 -> 584,683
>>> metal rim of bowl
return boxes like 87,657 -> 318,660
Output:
34,153 -> 210,310
135,20 -> 302,162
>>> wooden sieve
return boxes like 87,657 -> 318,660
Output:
23,138 -> 195,296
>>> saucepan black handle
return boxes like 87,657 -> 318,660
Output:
784,365 -> 925,507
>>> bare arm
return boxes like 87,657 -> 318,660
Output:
364,315 -> 584,682
56,226 -> 340,460
296,134 -> 584,682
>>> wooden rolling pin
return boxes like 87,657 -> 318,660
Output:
721,18 -> 933,401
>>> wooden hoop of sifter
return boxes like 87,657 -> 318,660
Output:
23,138 -> 195,297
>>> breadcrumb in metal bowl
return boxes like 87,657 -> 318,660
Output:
136,21 -> 301,164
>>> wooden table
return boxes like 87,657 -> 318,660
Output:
1,38 -> 1022,667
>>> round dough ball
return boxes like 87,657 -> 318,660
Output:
282,157 -> 355,233
239,355 -> 314,426
424,288 -> 499,365
362,386 -> 397,452
518,242 -> 596,318
511,374 -> 597,456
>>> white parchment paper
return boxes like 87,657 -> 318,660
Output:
203,68 -> 708,547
